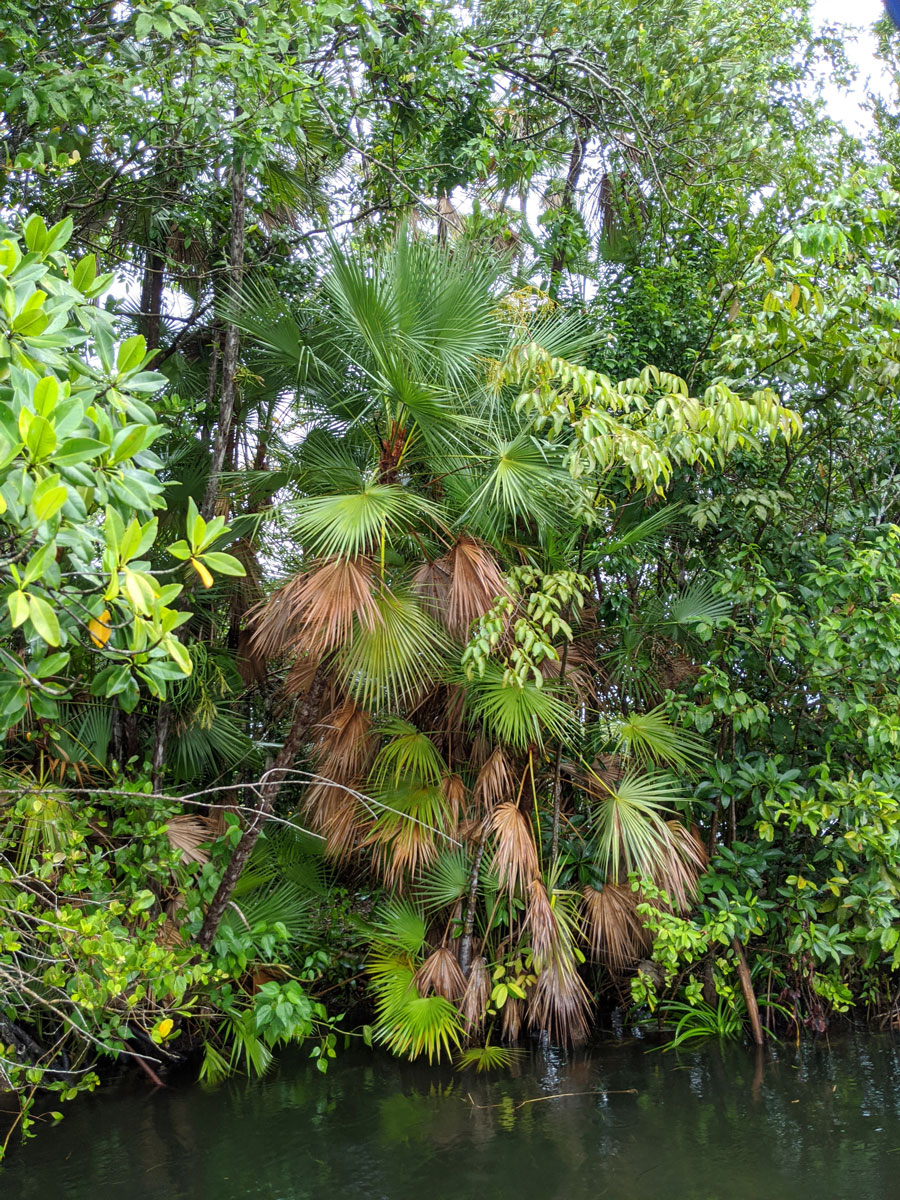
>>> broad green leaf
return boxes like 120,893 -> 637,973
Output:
27,594 -> 61,645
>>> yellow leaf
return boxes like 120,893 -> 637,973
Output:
189,557 -> 214,588
157,1018 -> 174,1038
89,609 -> 112,648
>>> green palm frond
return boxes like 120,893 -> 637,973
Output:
291,484 -> 439,560
455,1043 -> 524,1072
169,707 -> 253,782
587,770 -> 685,882
368,899 -> 428,956
418,847 -> 472,911
220,878 -> 316,942
339,587 -> 448,710
458,433 -> 571,535
464,662 -> 574,750
369,954 -> 463,1063
370,719 -> 448,790
605,706 -> 710,775
664,580 -> 731,628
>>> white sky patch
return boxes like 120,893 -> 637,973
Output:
812,0 -> 890,129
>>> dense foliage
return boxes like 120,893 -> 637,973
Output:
3,0 -> 900,1157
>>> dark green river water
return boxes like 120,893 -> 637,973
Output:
4,1034 -> 900,1199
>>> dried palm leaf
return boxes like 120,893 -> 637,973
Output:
444,536 -> 507,639
414,947 -> 466,1002
527,956 -> 591,1046
250,556 -> 379,658
314,699 -> 376,781
441,774 -> 466,830
460,955 -> 491,1031
474,747 -> 514,815
581,883 -> 649,972
303,782 -> 365,859
166,814 -> 213,864
489,802 -> 539,894
525,878 -> 559,964
501,995 -> 524,1043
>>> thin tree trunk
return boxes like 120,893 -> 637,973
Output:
197,678 -> 323,952
139,244 -> 166,352
459,823 -> 490,976
549,119 -> 589,294
151,702 -> 172,793
732,936 -> 764,1046
201,153 -> 246,521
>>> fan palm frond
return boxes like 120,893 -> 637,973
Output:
250,557 -> 379,658
339,587 -> 448,711
291,484 -> 439,561
489,802 -> 539,894
414,947 -> 466,1001
460,955 -> 492,1031
366,779 -> 456,887
465,662 -> 574,751
581,883 -> 649,971
605,706 -> 710,775
370,719 -> 447,790
419,846 -> 472,911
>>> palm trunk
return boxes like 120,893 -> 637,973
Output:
201,151 -> 246,520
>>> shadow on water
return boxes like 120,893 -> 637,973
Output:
3,1034 -> 900,1200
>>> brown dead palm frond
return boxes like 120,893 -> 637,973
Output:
501,995 -> 524,1043
414,947 -> 466,1002
489,802 -> 539,894
365,781 -> 451,889
250,557 -> 379,658
284,651 -> 322,697
443,536 -> 507,640
581,883 -> 649,972
166,814 -> 214,864
313,699 -> 376,781
303,782 -> 366,860
474,747 -> 514,815
303,699 -> 377,860
527,955 -> 591,1046
442,774 -> 466,830
525,878 -> 559,964
412,557 -> 453,615
658,820 -> 708,913
460,955 -> 491,1031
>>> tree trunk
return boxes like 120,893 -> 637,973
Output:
151,701 -> 172,793
732,936 -> 765,1046
549,119 -> 589,294
139,243 -> 166,352
201,153 -> 246,521
459,823 -> 489,976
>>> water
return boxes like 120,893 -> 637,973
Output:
4,1035 -> 900,1199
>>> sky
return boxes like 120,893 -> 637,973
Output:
813,0 -> 889,127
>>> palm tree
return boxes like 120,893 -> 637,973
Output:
202,229 -> 790,1056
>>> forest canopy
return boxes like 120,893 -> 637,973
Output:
3,0 -> 900,1142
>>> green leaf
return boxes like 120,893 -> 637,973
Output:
7,590 -> 29,628
25,415 -> 57,461
32,475 -> 68,521
116,335 -> 147,376
27,594 -> 61,645
197,551 -> 246,577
